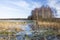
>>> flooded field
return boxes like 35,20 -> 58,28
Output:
0,20 -> 60,40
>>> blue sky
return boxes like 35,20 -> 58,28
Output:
0,0 -> 60,18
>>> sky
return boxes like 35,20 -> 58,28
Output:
0,0 -> 60,18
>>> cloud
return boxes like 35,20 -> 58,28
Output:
0,0 -> 41,18
48,0 -> 60,18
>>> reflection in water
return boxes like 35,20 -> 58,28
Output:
16,24 -> 32,40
